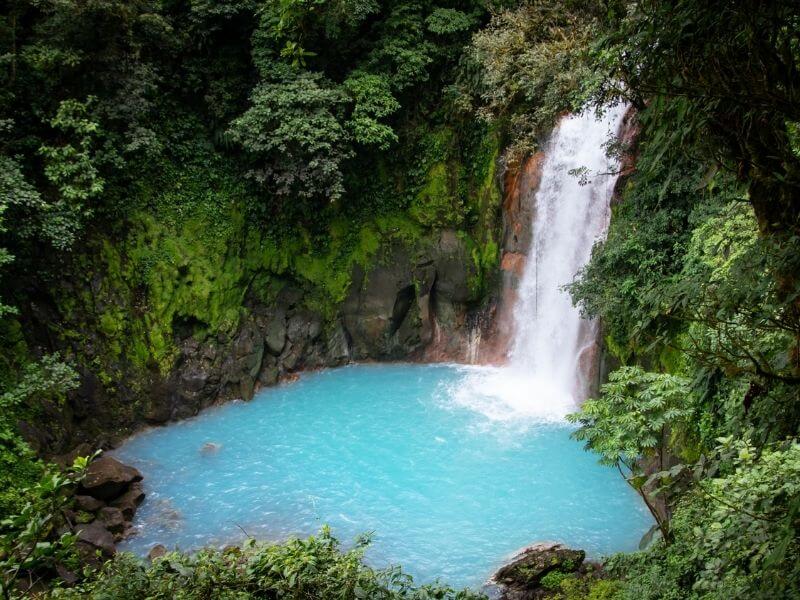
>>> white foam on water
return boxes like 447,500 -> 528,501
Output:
449,105 -> 628,423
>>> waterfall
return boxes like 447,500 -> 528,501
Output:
450,105 -> 627,422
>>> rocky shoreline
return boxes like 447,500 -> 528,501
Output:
66,448 -> 602,595
61,455 -> 145,566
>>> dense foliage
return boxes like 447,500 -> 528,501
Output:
0,0 -> 504,509
563,1 -> 800,597
1,0 -> 799,598
0,455 -> 90,599
50,527 -> 485,600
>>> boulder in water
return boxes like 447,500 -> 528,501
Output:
152,498 -> 183,530
148,544 -> 168,561
109,481 -> 145,520
80,456 -> 142,501
97,506 -> 127,538
490,542 -> 585,599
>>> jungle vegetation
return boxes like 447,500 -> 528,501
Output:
1,0 -> 799,598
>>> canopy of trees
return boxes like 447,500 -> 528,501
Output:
1,0 -> 799,598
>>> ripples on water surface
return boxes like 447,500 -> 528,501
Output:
115,364 -> 652,589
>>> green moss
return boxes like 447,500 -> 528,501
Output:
75,510 -> 95,524
41,122 -> 505,420
558,577 -> 624,600
374,214 -> 422,247
409,162 -> 464,228
467,129 -> 502,232
541,570 -> 571,590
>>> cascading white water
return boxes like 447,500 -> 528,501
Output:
450,105 -> 628,422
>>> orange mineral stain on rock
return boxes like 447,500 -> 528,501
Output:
500,252 -> 526,277
473,152 -> 546,364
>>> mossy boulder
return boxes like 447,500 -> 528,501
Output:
492,542 -> 586,599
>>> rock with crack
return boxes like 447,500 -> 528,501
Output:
96,506 -> 127,539
75,521 -> 116,560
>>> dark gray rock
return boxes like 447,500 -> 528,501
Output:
433,229 -> 474,304
325,322 -> 351,364
279,342 -> 303,371
56,563 -> 79,585
276,285 -> 303,309
265,317 -> 287,356
414,262 -> 437,346
80,456 -> 143,501
239,375 -> 255,399
342,247 -> 420,358
97,506 -> 126,537
108,481 -> 145,520
287,314 -> 309,343
258,362 -> 280,386
308,317 -> 322,341
233,322 -> 265,380
144,380 -> 175,424
180,365 -> 209,394
75,495 -> 105,513
76,521 -> 116,558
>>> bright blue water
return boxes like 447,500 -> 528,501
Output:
115,364 -> 652,589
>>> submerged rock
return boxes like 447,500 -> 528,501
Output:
491,542 -> 586,599
152,498 -> 183,530
80,456 -> 143,501
201,441 -> 222,454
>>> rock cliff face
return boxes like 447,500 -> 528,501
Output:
343,230 -> 478,360
470,153 -> 544,364
22,225 -> 496,453
18,144 -> 551,455
143,228 -> 484,428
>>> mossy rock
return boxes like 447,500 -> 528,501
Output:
409,162 -> 464,228
493,542 -> 586,589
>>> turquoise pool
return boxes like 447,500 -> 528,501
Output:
115,363 -> 652,589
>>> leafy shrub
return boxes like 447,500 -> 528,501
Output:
464,0 -> 607,163
568,366 -> 692,540
540,569 -> 570,590
1,456 -> 92,599
0,355 -> 79,518
603,439 -> 800,600
228,70 -> 352,205
52,527 -> 487,600
558,577 -> 624,600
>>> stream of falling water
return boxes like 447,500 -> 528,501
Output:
452,105 -> 628,422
